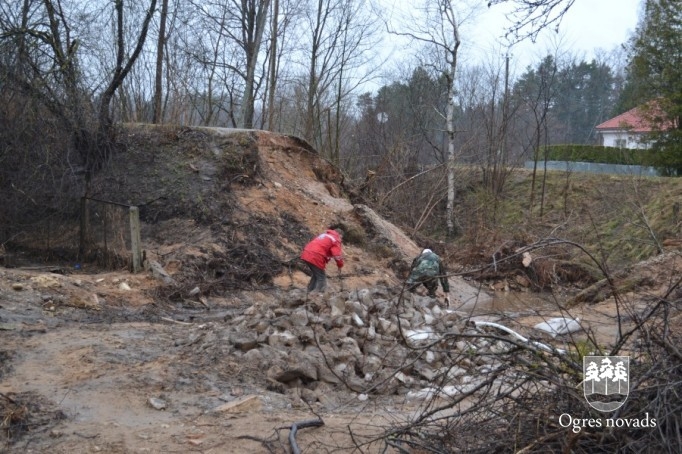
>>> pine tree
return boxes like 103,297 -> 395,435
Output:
599,357 -> 615,394
613,360 -> 628,394
585,360 -> 600,394
619,0 -> 682,173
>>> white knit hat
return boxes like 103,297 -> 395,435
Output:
422,248 -> 432,255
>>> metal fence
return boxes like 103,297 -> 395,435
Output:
81,197 -> 142,271
524,161 -> 661,177
1,197 -> 140,271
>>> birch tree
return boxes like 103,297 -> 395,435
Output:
389,0 -> 466,237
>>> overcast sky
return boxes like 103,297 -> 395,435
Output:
379,0 -> 643,79
472,0 -> 643,70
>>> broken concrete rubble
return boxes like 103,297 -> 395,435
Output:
184,285 -> 567,407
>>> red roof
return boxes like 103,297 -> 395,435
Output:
596,102 -> 673,133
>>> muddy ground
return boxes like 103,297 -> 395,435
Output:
2,252 -> 680,454
1,126 -> 681,453
0,266 -> 408,453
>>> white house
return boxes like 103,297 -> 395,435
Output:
595,102 -> 672,150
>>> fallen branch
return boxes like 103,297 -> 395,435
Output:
73,432 -> 100,439
0,392 -> 17,404
159,316 -> 192,326
515,430 -> 563,454
183,298 -> 210,310
386,438 -> 411,454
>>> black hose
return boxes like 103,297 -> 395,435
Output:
288,418 -> 324,454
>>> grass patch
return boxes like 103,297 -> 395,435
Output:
451,169 -> 682,269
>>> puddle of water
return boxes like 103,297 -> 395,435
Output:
454,290 -> 559,316
488,291 -> 560,313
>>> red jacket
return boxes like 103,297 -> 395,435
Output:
301,230 -> 344,270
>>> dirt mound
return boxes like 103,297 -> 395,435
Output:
79,124 -> 482,304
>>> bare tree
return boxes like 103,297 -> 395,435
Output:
488,0 -> 576,43
96,0 -> 158,174
388,0 -> 472,237
514,55 -> 559,218
265,0 -> 280,129
474,52 -> 521,199
452,52 -> 523,229
185,0 -> 271,128
153,0 -> 170,124
300,0 -> 380,156
259,0 -> 302,131
1,0 -> 157,177
239,0 -> 272,129
182,1 -> 240,126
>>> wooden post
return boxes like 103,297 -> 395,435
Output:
103,205 -> 109,267
129,206 -> 142,273
79,197 -> 87,261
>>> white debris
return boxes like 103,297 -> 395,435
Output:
534,317 -> 582,338
406,383 -> 480,400
522,252 -> 533,267
148,397 -> 167,410
472,321 -> 566,355
404,329 -> 431,341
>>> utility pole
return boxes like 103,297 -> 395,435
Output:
495,52 -> 511,196
502,52 -> 510,160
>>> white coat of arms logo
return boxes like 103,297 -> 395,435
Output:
583,356 -> 629,412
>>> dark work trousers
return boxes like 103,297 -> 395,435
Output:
304,260 -> 327,293
408,278 -> 438,297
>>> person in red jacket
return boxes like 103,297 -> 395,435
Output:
300,228 -> 344,293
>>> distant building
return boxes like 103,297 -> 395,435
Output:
596,102 -> 674,150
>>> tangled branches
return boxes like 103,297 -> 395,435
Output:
371,247 -> 682,453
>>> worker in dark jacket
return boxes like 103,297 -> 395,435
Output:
300,228 -> 344,293
406,249 -> 449,298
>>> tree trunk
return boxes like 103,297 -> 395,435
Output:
153,0 -> 169,124
446,77 -> 457,237
240,0 -> 271,129
266,0 -> 279,130
445,6 -> 461,238
96,0 -> 157,176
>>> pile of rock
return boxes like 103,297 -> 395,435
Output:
200,285 -> 534,406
